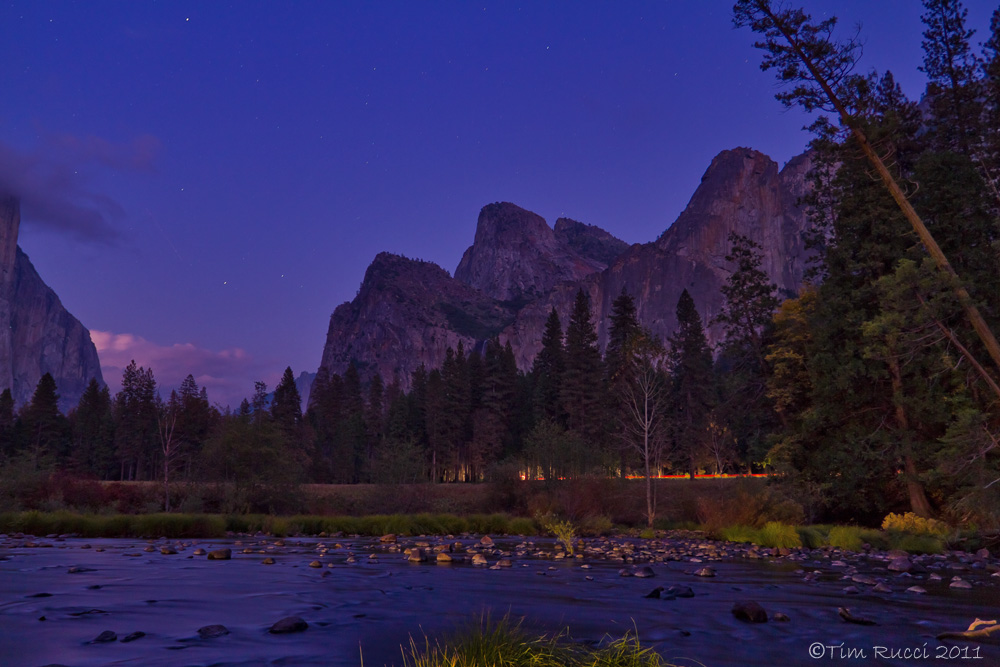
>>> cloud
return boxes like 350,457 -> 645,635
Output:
92,330 -> 275,410
0,130 -> 161,243
47,132 -> 161,172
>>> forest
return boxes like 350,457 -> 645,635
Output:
1,0 -> 998,530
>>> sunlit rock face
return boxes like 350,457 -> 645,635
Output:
454,202 -> 609,303
316,148 -> 813,385
0,195 -> 104,409
501,148 -> 813,369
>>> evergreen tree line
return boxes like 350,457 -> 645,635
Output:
3,0 -> 996,527
1,254 -> 779,503
738,0 -> 1000,526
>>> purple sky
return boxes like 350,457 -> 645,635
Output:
1,1 -> 994,409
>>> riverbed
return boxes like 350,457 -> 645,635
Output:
1,532 -> 997,666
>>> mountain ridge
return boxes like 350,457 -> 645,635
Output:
314,147 -> 813,389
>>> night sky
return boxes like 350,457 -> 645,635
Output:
1,1 -> 995,409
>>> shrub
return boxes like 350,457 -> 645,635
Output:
696,479 -> 804,531
718,525 -> 759,544
758,522 -> 802,548
889,532 -> 945,555
579,515 -> 614,537
796,525 -> 827,549
537,513 -> 577,555
881,512 -> 949,536
827,526 -> 864,552
508,516 -> 538,535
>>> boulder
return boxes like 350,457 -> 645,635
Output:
207,548 -> 231,560
887,557 -> 912,573
732,601 -> 768,623
198,625 -> 230,638
838,608 -> 877,626
269,616 -> 308,634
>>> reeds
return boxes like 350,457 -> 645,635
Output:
397,615 -> 683,667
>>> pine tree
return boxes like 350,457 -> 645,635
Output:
21,373 -> 69,468
920,0 -> 982,154
174,375 -> 215,476
606,288 -> 642,475
606,288 -> 641,385
0,388 -> 15,455
363,372 -> 385,481
561,289 -> 605,448
713,233 -> 782,471
271,366 -> 303,438
981,9 -> 1000,195
71,378 -> 116,477
339,362 -> 367,483
666,290 -> 714,479
532,308 -> 565,425
114,361 -> 158,480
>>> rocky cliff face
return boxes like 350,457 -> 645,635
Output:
315,148 -> 812,387
316,252 -> 516,390
553,217 -> 631,266
454,202 -> 608,302
502,148 -> 812,369
0,196 -> 104,409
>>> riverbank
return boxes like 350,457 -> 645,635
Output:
2,531 -> 998,666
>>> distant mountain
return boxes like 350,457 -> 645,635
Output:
315,252 -> 517,392
553,217 -> 631,267
454,202 -> 610,303
313,147 -> 813,390
0,196 -> 104,409
503,147 -> 813,368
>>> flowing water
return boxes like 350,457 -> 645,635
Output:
1,534 -> 997,666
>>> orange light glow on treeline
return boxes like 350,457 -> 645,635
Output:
517,473 -> 769,481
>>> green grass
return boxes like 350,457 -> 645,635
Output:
0,511 -> 540,539
718,522 -> 801,548
714,521 -> 944,554
888,532 -> 945,554
396,615 -> 682,667
0,511 -> 227,539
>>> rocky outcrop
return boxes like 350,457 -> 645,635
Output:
554,217 -> 631,266
0,195 -> 103,409
315,252 -> 516,390
316,148 -> 813,385
502,148 -> 812,369
454,202 -> 607,302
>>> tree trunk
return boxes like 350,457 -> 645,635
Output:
887,357 -> 934,518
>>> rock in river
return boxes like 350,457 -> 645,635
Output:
269,616 -> 308,634
198,624 -> 230,638
732,601 -> 768,623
